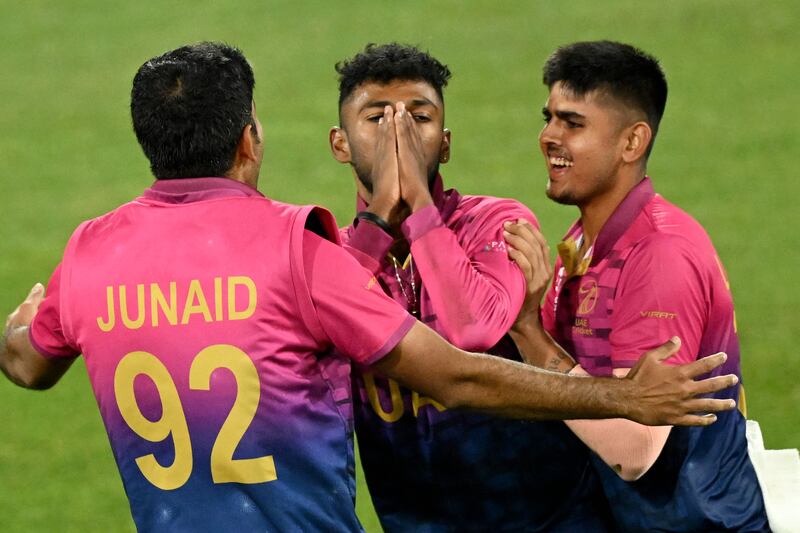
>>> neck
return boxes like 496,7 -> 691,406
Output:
578,172 -> 644,246
389,238 -> 411,262
225,166 -> 259,190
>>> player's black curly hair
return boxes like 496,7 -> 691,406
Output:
335,43 -> 451,110
543,41 -> 667,157
131,42 -> 256,180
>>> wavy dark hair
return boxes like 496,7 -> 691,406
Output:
336,43 -> 451,111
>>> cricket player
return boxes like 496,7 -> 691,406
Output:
329,43 -> 610,531
505,41 -> 768,531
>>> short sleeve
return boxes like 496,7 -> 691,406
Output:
29,263 -> 80,359
610,235 -> 707,368
302,229 -> 416,365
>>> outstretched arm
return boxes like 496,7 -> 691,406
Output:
304,226 -> 736,427
1,284 -> 74,389
372,321 -> 736,426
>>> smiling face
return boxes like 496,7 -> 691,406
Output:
333,79 -> 450,197
539,81 -> 637,208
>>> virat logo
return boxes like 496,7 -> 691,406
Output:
577,279 -> 598,315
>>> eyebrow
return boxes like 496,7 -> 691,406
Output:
542,107 -> 585,121
361,97 -> 439,112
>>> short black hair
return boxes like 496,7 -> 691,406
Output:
335,43 -> 451,110
543,41 -> 667,156
131,42 -> 256,180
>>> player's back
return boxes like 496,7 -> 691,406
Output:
58,181 -> 360,532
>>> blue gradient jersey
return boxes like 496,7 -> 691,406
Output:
542,178 -> 769,532
29,178 -> 416,532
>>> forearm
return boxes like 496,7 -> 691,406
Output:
565,365 -> 670,479
508,318 -> 575,372
374,322 -> 637,421
372,323 -> 737,426
447,353 -> 637,420
410,223 -> 522,349
1,326 -> 73,389
566,416 -> 671,480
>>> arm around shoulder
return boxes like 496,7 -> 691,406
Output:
370,323 -> 737,425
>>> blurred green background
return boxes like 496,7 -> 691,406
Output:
0,1 -> 797,531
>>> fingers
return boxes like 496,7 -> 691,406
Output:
668,397 -> 738,426
683,396 -> 737,413
506,246 -> 533,284
394,102 -> 412,148
683,352 -> 728,379
375,105 -> 394,165
648,336 -> 682,362
5,283 -> 44,330
504,223 -> 538,265
394,102 -> 432,210
689,373 -> 738,396
395,102 -> 424,162
27,283 -> 45,305
505,220 -> 551,278
378,105 -> 396,145
659,397 -> 737,427
669,413 -> 719,427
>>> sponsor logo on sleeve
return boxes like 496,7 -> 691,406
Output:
482,241 -> 508,253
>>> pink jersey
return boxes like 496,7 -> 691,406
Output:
342,175 -> 533,350
30,177 -> 414,532
542,177 -> 733,374
541,177 -> 766,532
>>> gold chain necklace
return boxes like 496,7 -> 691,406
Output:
390,255 -> 418,316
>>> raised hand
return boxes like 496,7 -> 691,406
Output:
1,282 -> 74,390
625,337 -> 738,426
367,105 -> 402,222
504,219 -> 552,330
5,283 -> 44,332
395,102 -> 433,212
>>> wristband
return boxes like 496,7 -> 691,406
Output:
355,211 -> 392,234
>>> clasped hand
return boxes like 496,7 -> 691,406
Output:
368,103 -> 433,223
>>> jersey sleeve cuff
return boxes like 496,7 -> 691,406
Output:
401,205 -> 444,242
28,326 -> 79,359
349,220 -> 393,260
361,314 -> 417,366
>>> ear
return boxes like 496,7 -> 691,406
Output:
622,122 -> 652,164
329,127 -> 352,163
439,128 -> 452,164
237,122 -> 259,163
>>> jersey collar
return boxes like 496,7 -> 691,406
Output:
142,177 -> 264,204
592,177 -> 655,264
558,177 -> 655,275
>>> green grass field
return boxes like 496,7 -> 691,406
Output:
0,1 -> 797,531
